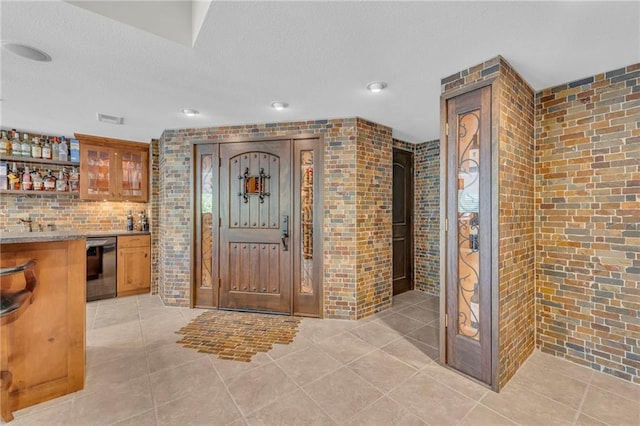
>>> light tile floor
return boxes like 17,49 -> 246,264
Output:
8,291 -> 640,426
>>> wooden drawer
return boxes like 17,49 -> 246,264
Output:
117,234 -> 150,248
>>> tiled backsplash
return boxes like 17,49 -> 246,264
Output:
0,195 -> 150,233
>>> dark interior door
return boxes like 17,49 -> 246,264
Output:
219,141 -> 292,314
392,148 -> 413,295
446,85 -> 492,384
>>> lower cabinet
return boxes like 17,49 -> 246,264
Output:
117,234 -> 150,297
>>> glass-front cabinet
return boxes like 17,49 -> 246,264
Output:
78,134 -> 149,202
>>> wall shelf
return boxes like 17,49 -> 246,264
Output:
0,189 -> 79,196
0,155 -> 79,168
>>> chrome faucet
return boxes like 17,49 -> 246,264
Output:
18,217 -> 33,232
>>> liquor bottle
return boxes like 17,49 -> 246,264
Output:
0,131 -> 9,155
31,137 -> 42,159
7,162 -> 20,190
32,169 -> 44,191
56,168 -> 68,192
21,133 -> 31,158
68,166 -> 79,192
11,131 -> 21,157
126,210 -> 133,231
51,137 -> 60,161
59,136 -> 68,161
141,210 -> 149,231
22,165 -> 33,190
42,138 -> 52,160
43,169 -> 56,191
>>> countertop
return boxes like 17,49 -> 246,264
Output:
0,230 -> 150,244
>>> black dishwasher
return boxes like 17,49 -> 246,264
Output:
86,237 -> 117,302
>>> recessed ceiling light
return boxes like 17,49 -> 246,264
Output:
2,43 -> 52,62
181,108 -> 199,116
271,102 -> 289,111
366,81 -> 387,93
97,113 -> 124,125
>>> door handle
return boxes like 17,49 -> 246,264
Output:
281,215 -> 289,251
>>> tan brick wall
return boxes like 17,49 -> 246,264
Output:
536,63 -> 640,384
414,139 -> 441,295
496,60 -> 536,389
355,118 -> 393,318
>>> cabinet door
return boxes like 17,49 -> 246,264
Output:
117,245 -> 150,297
80,144 -> 117,200
117,148 -> 149,202
446,85 -> 493,385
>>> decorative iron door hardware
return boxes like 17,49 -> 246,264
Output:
238,167 -> 271,203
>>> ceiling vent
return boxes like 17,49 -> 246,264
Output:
97,113 -> 124,125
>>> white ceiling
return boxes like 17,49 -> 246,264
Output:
1,1 -> 639,143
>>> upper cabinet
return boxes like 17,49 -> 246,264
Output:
76,134 -> 149,202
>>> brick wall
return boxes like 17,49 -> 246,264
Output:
535,63 -> 640,384
150,139 -> 160,294
496,60 -> 536,388
355,119 -> 393,318
414,139 -> 440,295
157,118 -> 392,319
441,56 -> 536,390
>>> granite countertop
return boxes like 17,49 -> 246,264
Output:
0,230 -> 150,244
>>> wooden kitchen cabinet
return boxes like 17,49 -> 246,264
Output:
116,234 -> 150,297
76,133 -> 149,202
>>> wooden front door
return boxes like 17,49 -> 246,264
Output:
445,86 -> 492,384
219,140 -> 292,314
392,148 -> 413,295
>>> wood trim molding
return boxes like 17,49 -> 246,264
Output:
74,133 -> 149,150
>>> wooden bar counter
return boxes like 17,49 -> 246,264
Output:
0,234 -> 85,417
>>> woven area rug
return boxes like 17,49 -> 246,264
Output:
176,310 -> 301,362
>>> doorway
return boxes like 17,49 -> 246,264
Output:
392,148 -> 414,296
444,85 -> 493,385
192,137 -> 323,317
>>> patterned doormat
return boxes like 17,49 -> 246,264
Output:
176,310 -> 301,362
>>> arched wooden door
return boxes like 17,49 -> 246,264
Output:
219,141 -> 292,313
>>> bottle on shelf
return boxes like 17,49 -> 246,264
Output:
68,166 -> 79,192
32,169 -> 44,191
8,162 -> 20,190
11,131 -> 21,157
126,210 -> 134,231
141,210 -> 149,231
56,167 -> 68,192
31,136 -> 42,159
21,165 -> 33,190
21,133 -> 31,158
59,136 -> 68,161
51,137 -> 59,161
43,169 -> 57,191
0,131 -> 9,155
42,138 -> 52,160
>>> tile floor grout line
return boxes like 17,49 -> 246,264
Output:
375,335 -> 438,371
208,355 -> 247,426
570,365 -> 595,426
268,348 -> 341,425
138,297 -> 163,426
